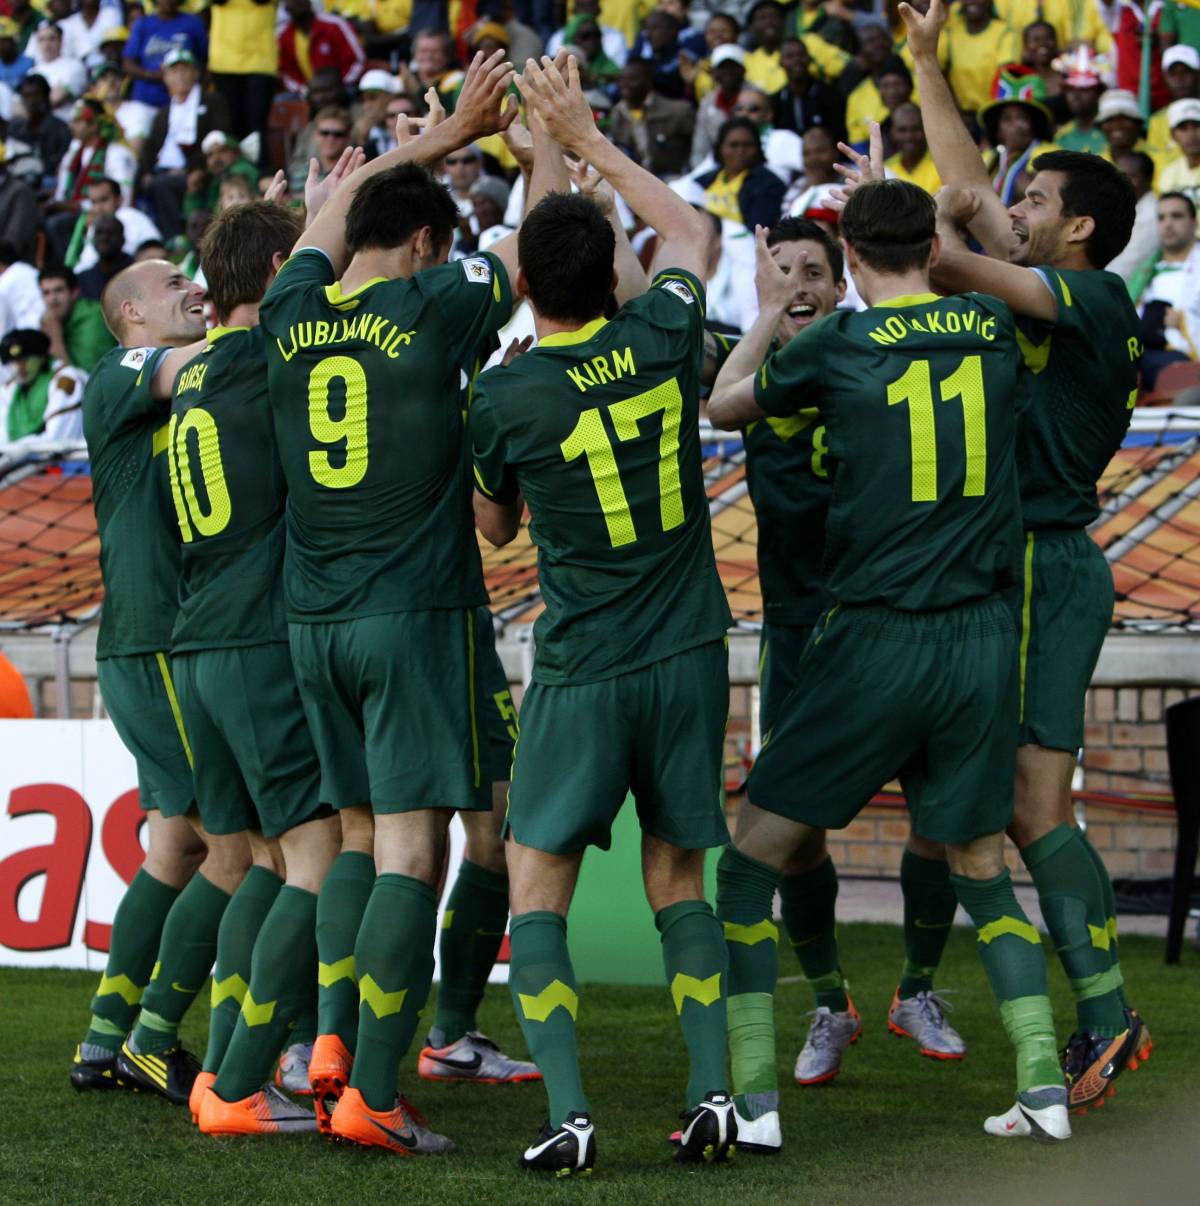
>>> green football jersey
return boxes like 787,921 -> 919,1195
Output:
166,326 -> 288,652
754,291 -> 1024,611
82,344 -> 180,659
471,269 -> 732,685
711,332 -> 833,626
1015,266 -> 1142,531
260,247 -> 512,621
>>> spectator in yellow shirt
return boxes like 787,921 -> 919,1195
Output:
1148,45 -> 1200,170
208,0 -> 279,149
1160,98 -> 1200,209
944,0 -> 1017,116
847,52 -> 914,145
745,0 -> 847,94
996,0 -> 1113,60
342,0 -> 412,61
885,100 -> 942,192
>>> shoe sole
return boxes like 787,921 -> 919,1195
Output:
1067,1031 -> 1129,1111
113,1053 -> 193,1106
69,1068 -> 127,1092
887,1019 -> 965,1060
418,1067 -> 543,1084
202,1115 -> 317,1136
795,1026 -> 861,1085
309,1067 -> 350,1136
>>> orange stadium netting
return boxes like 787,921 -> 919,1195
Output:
2,412 -> 1200,634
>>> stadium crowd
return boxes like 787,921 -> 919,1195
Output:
2,0 -> 1200,438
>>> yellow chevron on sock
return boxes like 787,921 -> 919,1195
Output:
670,972 -> 722,1014
518,979 -> 579,1023
441,909 -> 455,931
317,956 -> 356,988
241,991 -> 277,1027
977,916 -> 1042,946
723,919 -> 779,946
1088,922 -> 1112,951
95,973 -> 145,1007
210,973 -> 249,1009
359,974 -> 408,1019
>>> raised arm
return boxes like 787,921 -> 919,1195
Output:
516,55 -> 711,282
899,0 -> 1014,260
569,159 -> 649,305
295,49 -> 517,273
150,340 -> 207,400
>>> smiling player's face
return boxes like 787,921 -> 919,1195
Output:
772,238 -> 844,345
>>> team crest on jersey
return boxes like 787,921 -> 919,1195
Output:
462,257 -> 493,285
120,347 -> 151,370
660,280 -> 695,305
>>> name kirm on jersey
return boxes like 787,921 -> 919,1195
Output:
566,345 -> 637,393
273,315 -> 417,362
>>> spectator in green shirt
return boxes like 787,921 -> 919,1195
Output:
38,265 -> 115,373
1163,0 -> 1200,54
184,130 -> 260,218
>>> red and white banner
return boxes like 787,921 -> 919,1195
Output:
0,720 -> 501,978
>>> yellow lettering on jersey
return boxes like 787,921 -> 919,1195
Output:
868,310 -> 997,346
1127,336 -> 1142,362
174,362 -> 208,396
765,408 -> 817,442
565,347 -> 637,392
275,315 -> 415,362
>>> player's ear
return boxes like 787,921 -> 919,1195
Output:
610,267 -> 618,299
834,276 -> 847,303
1065,213 -> 1095,249
515,264 -> 530,299
927,229 -> 942,272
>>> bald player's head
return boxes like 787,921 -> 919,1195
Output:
101,259 -> 207,346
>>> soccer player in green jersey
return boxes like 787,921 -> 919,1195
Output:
717,217 -> 967,1156
472,57 -> 736,1174
70,261 -> 225,1103
903,0 -> 1151,1114
260,51 -> 544,1155
709,179 -> 1073,1143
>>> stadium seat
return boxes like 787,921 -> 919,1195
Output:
265,95 -> 311,173
1165,695 -> 1200,964
1151,360 -> 1200,402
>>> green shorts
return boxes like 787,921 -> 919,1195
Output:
171,643 -> 328,839
758,621 -> 815,741
505,640 -> 730,855
97,652 -> 195,818
289,609 -> 491,815
747,598 -> 1018,846
475,606 -> 518,790
1012,529 -> 1113,753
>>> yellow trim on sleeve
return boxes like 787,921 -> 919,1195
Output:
151,424 -> 170,456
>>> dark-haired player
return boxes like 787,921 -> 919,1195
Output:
904,0 -> 1150,1114
472,57 -> 735,1176
260,52 -> 541,1155
714,217 -> 965,1158
710,179 -> 1071,1143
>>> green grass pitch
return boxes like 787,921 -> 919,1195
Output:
7,923 -> 1199,1204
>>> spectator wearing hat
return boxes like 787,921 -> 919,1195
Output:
138,47 -> 231,238
65,175 -> 161,272
745,1 -> 847,95
75,213 -> 130,299
207,0 -> 279,149
942,0 -> 1017,116
351,68 -> 401,159
0,18 -> 34,89
1054,47 -> 1108,155
0,242 -> 43,335
38,264 -> 115,373
462,173 -> 513,254
546,0 -> 628,74
58,0 -> 122,68
185,129 -> 259,215
1096,87 -> 1152,170
278,0 -> 365,94
978,66 -> 1060,204
0,327 -> 87,446
1160,98 -> 1200,207
122,0 -> 208,110
608,57 -> 695,179
884,100 -> 941,194
1109,150 -> 1162,284
1149,45 -> 1200,170
89,59 -> 157,147
691,43 -> 746,167
772,35 -> 846,143
97,25 -> 130,71
32,22 -> 87,120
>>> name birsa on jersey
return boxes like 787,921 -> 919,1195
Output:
274,315 -> 417,362
566,346 -> 637,392
175,362 -> 209,396
868,309 -> 997,347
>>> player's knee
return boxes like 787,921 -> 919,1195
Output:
944,832 -> 1006,880
781,826 -> 829,875
199,831 -> 254,891
642,839 -> 706,913
374,810 -> 449,885
280,815 -> 341,892
338,804 -> 375,856
249,832 -> 284,877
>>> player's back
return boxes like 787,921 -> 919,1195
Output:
471,270 -> 732,684
82,344 -> 180,658
757,291 -> 1024,611
260,247 -> 512,621
1016,266 -> 1141,530
166,326 -> 287,652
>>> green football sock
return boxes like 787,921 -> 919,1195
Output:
779,856 -> 847,1012
899,848 -> 957,999
716,845 -> 780,1105
84,869 -> 181,1053
509,910 -> 588,1128
1078,830 -> 1127,1008
289,995 -> 318,1048
1022,825 -> 1126,1038
129,873 -> 230,1056
657,899 -> 729,1109
315,850 -> 374,1049
214,886 -> 318,1103
348,873 -> 437,1111
202,866 -> 282,1074
951,869 -> 1061,1092
432,859 -> 509,1045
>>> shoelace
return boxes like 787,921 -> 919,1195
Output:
914,989 -> 958,1028
802,1008 -> 847,1050
397,1093 -> 429,1129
